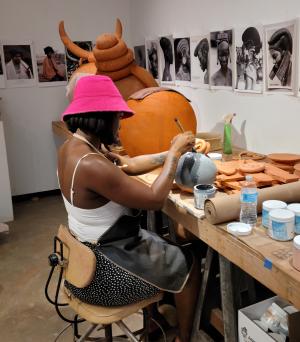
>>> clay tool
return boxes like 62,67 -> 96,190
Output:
174,118 -> 196,152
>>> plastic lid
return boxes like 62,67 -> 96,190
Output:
227,222 -> 252,236
294,235 -> 300,249
245,175 -> 253,182
263,200 -> 287,210
269,209 -> 295,222
287,203 -> 300,214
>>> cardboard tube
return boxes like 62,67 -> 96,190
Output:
204,181 -> 300,224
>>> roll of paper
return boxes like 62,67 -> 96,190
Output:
204,181 -> 300,224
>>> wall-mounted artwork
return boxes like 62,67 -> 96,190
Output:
264,20 -> 296,93
36,44 -> 67,87
0,48 -> 4,88
134,45 -> 146,68
174,37 -> 191,83
2,42 -> 36,88
210,30 -> 233,89
65,41 -> 93,80
145,39 -> 160,81
234,26 -> 264,93
191,34 -> 210,88
158,35 -> 175,84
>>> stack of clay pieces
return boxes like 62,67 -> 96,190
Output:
266,153 -> 300,174
214,157 -> 300,195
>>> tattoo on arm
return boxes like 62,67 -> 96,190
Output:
167,156 -> 178,180
151,153 -> 166,166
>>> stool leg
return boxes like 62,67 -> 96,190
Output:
104,325 -> 113,342
115,321 -> 139,342
77,323 -> 98,342
142,308 -> 150,342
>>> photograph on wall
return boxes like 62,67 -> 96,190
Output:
36,44 -> 67,87
65,41 -> 93,80
145,39 -> 160,81
134,45 -> 146,69
2,42 -> 36,88
191,34 -> 210,88
158,35 -> 175,84
209,30 -> 233,89
264,20 -> 296,92
234,26 -> 264,93
0,49 -> 5,88
174,37 -> 191,83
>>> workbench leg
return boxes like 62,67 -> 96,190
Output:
190,247 -> 215,342
219,255 -> 238,342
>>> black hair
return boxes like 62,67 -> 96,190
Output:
64,111 -> 119,145
44,46 -> 54,55
10,49 -> 22,58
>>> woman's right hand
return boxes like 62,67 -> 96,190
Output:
170,132 -> 195,156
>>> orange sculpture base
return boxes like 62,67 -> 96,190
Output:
119,91 -> 197,157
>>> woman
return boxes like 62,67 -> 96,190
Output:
58,75 -> 200,342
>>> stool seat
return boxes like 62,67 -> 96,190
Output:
64,287 -> 163,325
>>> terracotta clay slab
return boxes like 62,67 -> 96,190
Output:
294,163 -> 300,172
267,153 -> 300,165
264,164 -> 299,183
267,160 -> 295,173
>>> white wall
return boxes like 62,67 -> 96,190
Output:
130,0 -> 300,154
0,0 -> 132,195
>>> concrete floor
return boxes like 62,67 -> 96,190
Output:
0,194 -> 176,342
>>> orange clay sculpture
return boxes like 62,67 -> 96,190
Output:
59,19 -> 158,99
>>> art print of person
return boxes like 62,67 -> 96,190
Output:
133,45 -> 146,69
174,38 -> 191,81
268,28 -> 293,87
4,47 -> 33,80
210,31 -> 233,87
235,27 -> 263,91
0,55 -> 3,75
66,41 -> 92,80
147,42 -> 159,79
41,46 -> 66,82
194,38 -> 209,84
160,37 -> 173,82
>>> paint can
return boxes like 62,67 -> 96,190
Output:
193,184 -> 216,210
292,235 -> 300,271
268,209 -> 295,241
262,200 -> 287,228
287,203 -> 300,234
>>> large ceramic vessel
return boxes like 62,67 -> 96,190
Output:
175,152 -> 217,192
119,90 -> 196,156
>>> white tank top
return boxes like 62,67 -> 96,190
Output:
59,138 -> 129,243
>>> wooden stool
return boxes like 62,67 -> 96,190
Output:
46,225 -> 163,341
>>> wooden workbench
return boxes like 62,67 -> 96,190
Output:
137,169 -> 300,341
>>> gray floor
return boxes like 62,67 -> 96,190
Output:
0,194 -> 176,342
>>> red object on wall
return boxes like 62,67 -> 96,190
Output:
119,90 -> 197,156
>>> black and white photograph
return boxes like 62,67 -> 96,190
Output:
36,44 -> 67,86
158,35 -> 175,84
145,39 -> 159,80
65,41 -> 93,80
2,43 -> 36,87
264,20 -> 296,92
235,26 -> 264,93
133,45 -> 146,69
174,37 -> 191,83
0,49 -> 4,88
210,30 -> 233,89
191,34 -> 210,88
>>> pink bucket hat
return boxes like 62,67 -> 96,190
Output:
62,75 -> 134,120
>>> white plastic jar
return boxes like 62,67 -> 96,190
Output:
268,209 -> 295,241
292,235 -> 300,271
262,200 -> 287,228
287,203 -> 300,234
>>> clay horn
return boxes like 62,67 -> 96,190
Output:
59,21 -> 96,62
115,18 -> 123,39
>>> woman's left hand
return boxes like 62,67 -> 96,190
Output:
105,151 -> 131,171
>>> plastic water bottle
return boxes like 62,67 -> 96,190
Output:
240,175 -> 258,227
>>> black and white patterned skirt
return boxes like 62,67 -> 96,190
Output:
65,242 -> 160,307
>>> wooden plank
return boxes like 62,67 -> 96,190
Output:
209,308 -> 224,336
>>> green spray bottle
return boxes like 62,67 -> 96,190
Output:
223,113 -> 236,155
